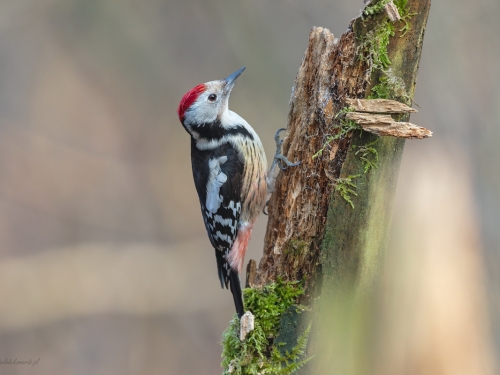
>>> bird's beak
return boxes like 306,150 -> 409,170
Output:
223,67 -> 246,93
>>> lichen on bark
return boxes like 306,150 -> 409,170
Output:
255,25 -> 371,292
224,0 -> 431,372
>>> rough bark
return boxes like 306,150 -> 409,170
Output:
254,25 -> 370,291
249,0 -> 431,372
255,0 -> 430,284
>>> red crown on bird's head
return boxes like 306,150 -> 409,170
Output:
177,84 -> 206,121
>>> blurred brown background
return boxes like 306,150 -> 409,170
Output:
0,0 -> 498,374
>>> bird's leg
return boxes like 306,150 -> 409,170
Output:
269,128 -> 301,171
265,129 -> 301,214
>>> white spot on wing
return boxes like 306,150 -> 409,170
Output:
206,156 -> 228,213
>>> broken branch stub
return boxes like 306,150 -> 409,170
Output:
346,98 -> 417,113
346,111 -> 432,139
362,122 -> 432,139
345,99 -> 432,139
346,112 -> 394,125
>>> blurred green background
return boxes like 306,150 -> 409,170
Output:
0,0 -> 499,374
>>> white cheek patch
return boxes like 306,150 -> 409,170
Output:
206,156 -> 228,213
185,104 -> 217,125
183,83 -> 222,126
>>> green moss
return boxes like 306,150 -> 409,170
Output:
335,175 -> 361,209
312,136 -> 333,160
393,0 -> 417,37
398,10 -> 418,36
357,0 -> 415,102
364,0 -> 412,19
221,279 -> 311,375
357,19 -> 395,71
369,76 -> 391,99
285,239 -> 309,257
312,118 -> 360,160
353,139 -> 379,173
363,0 -> 392,17
369,68 -> 409,102
393,0 -> 408,9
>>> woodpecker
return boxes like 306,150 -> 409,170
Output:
177,67 -> 268,317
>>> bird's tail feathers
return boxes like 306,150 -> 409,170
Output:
229,270 -> 244,318
215,248 -> 245,317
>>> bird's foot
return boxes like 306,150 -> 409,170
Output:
264,129 -> 301,215
270,128 -> 301,171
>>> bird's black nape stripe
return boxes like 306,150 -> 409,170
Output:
191,119 -> 254,142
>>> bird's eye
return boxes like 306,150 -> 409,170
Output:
208,94 -> 217,102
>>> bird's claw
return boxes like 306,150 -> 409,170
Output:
274,128 -> 286,147
271,128 -> 301,171
275,154 -> 301,170
264,129 -> 300,215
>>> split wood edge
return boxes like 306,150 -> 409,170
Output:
345,98 -> 432,139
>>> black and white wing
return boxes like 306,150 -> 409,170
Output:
190,139 -> 244,288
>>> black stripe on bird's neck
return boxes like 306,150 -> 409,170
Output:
190,119 -> 254,143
